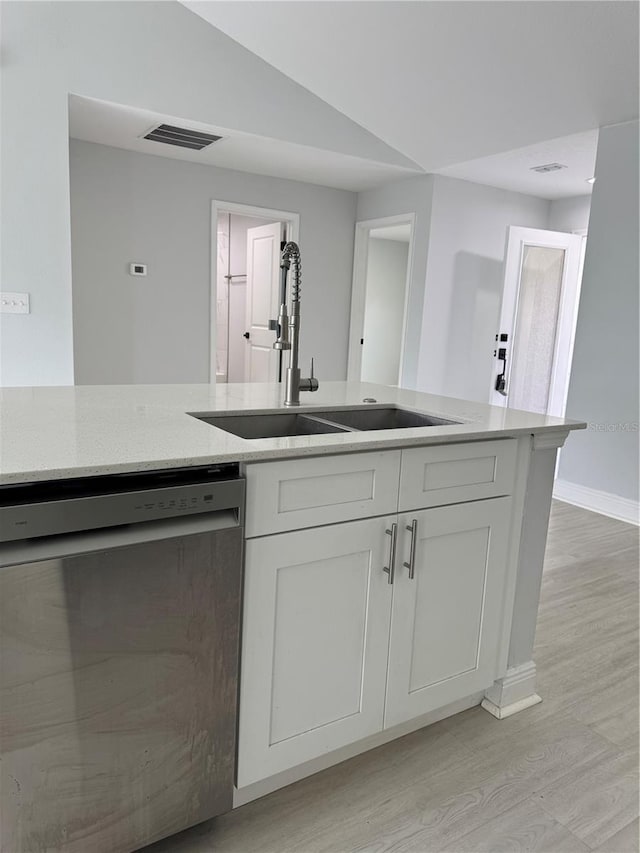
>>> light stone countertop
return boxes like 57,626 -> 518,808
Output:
0,381 -> 586,485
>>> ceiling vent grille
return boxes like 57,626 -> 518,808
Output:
142,124 -> 222,151
530,162 -> 568,173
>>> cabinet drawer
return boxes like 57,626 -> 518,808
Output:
399,440 -> 517,510
245,450 -> 401,537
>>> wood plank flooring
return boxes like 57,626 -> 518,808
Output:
143,501 -> 639,853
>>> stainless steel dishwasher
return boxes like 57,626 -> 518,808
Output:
0,464 -> 244,853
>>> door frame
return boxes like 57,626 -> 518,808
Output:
210,200 -> 300,383
347,213 -> 415,386
491,225 -> 583,416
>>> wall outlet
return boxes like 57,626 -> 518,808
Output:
130,263 -> 147,276
0,292 -> 30,314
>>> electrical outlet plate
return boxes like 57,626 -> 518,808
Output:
1,292 -> 30,314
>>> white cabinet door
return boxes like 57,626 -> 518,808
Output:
385,497 -> 512,728
237,517 -> 394,787
244,222 -> 282,383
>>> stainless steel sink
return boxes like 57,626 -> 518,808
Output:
192,412 -> 350,440
319,407 -> 457,431
191,405 -> 460,440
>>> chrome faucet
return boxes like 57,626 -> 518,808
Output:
273,241 -> 319,406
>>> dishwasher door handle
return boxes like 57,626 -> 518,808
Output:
0,510 -> 240,569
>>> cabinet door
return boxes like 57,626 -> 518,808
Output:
385,498 -> 512,728
237,517 -> 394,787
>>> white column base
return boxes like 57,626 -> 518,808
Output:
481,661 -> 542,720
481,692 -> 542,719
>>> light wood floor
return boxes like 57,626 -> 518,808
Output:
144,502 -> 639,853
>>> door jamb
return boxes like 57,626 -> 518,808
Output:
210,200 -> 300,383
551,227 -> 587,418
347,213 -> 416,385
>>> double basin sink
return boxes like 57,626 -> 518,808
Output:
192,405 -> 460,440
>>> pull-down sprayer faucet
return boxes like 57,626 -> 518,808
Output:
274,241 -> 318,406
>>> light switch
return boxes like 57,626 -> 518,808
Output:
0,292 -> 30,314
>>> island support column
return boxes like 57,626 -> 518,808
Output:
482,430 -> 570,719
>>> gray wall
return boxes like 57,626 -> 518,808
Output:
357,176 -> 436,389
0,0 -> 405,387
548,195 -> 592,232
558,120 -> 639,502
416,176 -> 550,402
70,140 -> 357,384
361,238 -> 409,385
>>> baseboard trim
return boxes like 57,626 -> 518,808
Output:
482,660 -> 540,720
554,479 -> 639,526
481,693 -> 542,720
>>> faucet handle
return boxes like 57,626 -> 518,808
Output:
307,357 -> 319,392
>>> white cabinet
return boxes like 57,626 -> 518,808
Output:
399,439 -> 517,510
384,498 -> 512,728
238,445 -> 518,789
237,517 -> 395,787
245,450 -> 401,538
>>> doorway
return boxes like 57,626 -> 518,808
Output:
490,226 -> 584,416
347,214 -> 415,386
211,202 -> 299,383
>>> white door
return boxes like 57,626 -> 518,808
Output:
384,498 -> 512,729
237,517 -> 394,787
244,222 -> 282,382
491,226 -> 583,415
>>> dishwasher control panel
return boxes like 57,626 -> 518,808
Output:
0,468 -> 245,543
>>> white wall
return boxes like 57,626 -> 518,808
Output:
70,141 -> 357,384
361,239 -> 409,386
416,176 -> 550,402
558,120 -> 639,505
356,175 -> 554,399
548,195 -> 592,233
356,176 -> 435,389
0,0 -> 403,386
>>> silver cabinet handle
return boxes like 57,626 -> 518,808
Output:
383,522 -> 398,585
403,519 -> 418,579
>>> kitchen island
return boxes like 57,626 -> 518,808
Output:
0,380 -> 582,482
0,381 -> 585,853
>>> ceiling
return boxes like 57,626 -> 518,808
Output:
68,95 -> 422,192
438,129 -> 599,200
184,1 -> 638,174
370,224 -> 412,243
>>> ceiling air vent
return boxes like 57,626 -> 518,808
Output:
142,124 -> 222,151
530,162 -> 568,173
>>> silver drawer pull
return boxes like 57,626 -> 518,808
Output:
383,523 -> 398,585
403,518 -> 418,579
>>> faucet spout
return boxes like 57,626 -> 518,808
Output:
274,241 -> 319,406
